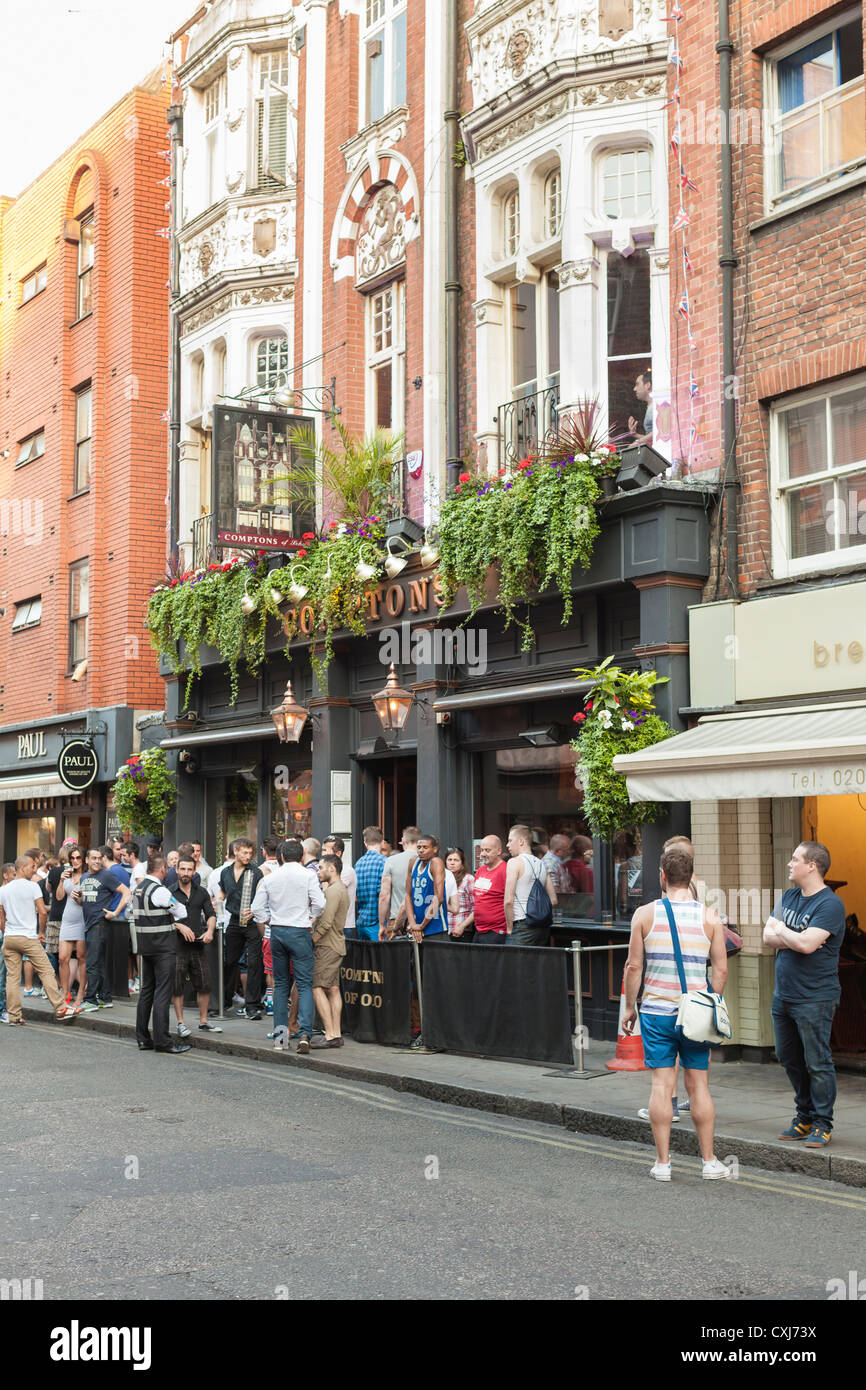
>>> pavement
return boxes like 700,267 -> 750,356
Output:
22,992 -> 866,1189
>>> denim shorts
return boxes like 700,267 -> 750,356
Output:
639,1010 -> 712,1071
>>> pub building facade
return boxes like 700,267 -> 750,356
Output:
158,482 -> 710,1040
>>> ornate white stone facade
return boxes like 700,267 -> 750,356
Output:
178,199 -> 297,297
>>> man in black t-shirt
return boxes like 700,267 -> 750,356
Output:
763,841 -> 846,1148
171,855 -> 222,1037
219,838 -> 264,1020
79,846 -> 130,1011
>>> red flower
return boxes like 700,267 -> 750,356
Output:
297,549 -> 307,558
614,697 -> 620,706
458,472 -> 470,483
302,532 -> 315,540
455,485 -> 462,494
498,469 -> 506,476
517,459 -> 532,471
329,521 -> 338,530
586,700 -> 593,710
572,712 -> 586,723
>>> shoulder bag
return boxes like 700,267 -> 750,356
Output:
662,898 -> 732,1045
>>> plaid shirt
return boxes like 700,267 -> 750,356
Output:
354,849 -> 386,933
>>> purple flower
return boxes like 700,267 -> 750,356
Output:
504,482 -> 513,491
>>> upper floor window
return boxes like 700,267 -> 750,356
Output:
255,50 -> 289,190
503,190 -> 520,257
255,334 -> 289,389
16,430 -> 45,467
601,149 -> 652,220
606,249 -> 651,436
366,280 -> 405,435
12,596 -> 41,633
21,265 -> 47,305
77,212 -> 94,319
74,384 -> 91,493
364,0 -> 406,126
204,74 -> 224,207
772,378 -> 866,575
769,13 -> 865,204
69,560 -> 89,669
544,171 -> 562,239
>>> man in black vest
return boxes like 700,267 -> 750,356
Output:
133,853 -> 193,1054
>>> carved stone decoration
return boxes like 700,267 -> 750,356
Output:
648,248 -> 670,273
198,240 -> 215,275
476,93 -> 569,158
504,29 -> 532,79
180,283 -> 295,337
227,108 -> 245,132
225,170 -> 245,193
355,184 -> 406,287
228,45 -> 243,69
599,0 -> 634,41
475,303 -> 488,323
556,257 -> 598,288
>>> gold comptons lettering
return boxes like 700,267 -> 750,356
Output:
339,968 -> 384,984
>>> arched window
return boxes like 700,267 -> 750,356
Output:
503,190 -> 520,257
545,170 -> 562,239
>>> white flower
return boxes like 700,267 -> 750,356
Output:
597,709 -> 613,728
621,718 -> 632,731
577,453 -> 590,463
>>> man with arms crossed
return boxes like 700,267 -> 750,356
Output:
622,844 -> 730,1180
763,841 -> 845,1148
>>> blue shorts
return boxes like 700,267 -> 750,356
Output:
639,1011 -> 712,1071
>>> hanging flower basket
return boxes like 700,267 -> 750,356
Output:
110,749 -> 177,836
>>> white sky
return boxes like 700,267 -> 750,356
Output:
1,0 -> 193,197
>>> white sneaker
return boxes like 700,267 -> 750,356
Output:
650,1161 -> 672,1181
175,1021 -> 191,1038
638,1107 -> 680,1122
0,1011 -> 8,1024
702,1156 -> 734,1180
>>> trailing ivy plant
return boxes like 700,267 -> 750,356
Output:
110,748 -> 177,838
437,423 -> 620,649
570,656 -> 675,838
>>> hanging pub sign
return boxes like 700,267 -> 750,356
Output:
213,404 -> 316,551
58,739 -> 99,792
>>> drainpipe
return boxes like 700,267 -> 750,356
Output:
717,0 -> 738,595
167,102 -> 184,567
444,0 -> 462,493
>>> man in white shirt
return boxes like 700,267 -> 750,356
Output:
191,840 -> 213,882
0,856 -> 75,1025
258,836 -> 281,1016
322,835 -> 357,936
251,839 -> 325,1055
504,824 -> 557,946
126,841 -> 148,891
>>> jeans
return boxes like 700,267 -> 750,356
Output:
771,995 -> 838,1130
137,938 -> 177,1048
83,920 -> 111,1004
271,926 -> 315,1039
224,921 -> 263,1012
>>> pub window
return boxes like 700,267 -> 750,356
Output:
605,249 -> 651,437
12,596 -> 42,632
77,211 -> 94,319
366,281 -> 405,435
255,334 -> 289,389
363,0 -> 407,126
254,50 -> 289,190
503,189 -> 520,257
69,559 -> 89,669
544,170 -> 562,239
73,384 -> 92,493
600,148 -> 652,221
204,74 -> 225,208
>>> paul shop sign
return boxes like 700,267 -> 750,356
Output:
57,740 -> 99,792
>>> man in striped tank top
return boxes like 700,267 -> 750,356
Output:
622,845 -> 730,1181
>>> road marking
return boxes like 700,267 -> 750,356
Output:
29,1021 -> 866,1210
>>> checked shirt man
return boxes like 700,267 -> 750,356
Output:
763,841 -> 846,1148
354,826 -> 386,942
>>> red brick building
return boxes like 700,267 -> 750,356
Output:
0,74 -> 170,856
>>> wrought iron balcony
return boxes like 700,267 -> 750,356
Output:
497,384 -> 560,468
191,512 -> 214,569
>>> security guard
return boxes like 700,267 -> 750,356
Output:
133,853 -> 193,1054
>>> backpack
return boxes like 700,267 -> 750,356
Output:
521,856 -> 553,931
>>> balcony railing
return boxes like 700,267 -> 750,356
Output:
497,384 -> 560,468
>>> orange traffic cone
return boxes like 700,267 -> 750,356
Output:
606,969 -> 646,1071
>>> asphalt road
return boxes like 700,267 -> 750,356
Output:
2,1020 -> 864,1302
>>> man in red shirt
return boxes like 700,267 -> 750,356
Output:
472,836 -> 507,941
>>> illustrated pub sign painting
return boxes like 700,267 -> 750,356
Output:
213,404 -> 316,551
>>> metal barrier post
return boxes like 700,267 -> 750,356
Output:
572,939 -> 585,1072
544,940 -> 630,1079
217,921 -> 225,1020
412,937 -> 423,1033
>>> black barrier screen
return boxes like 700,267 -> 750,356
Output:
341,938 -> 412,1045
422,941 -> 573,1064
